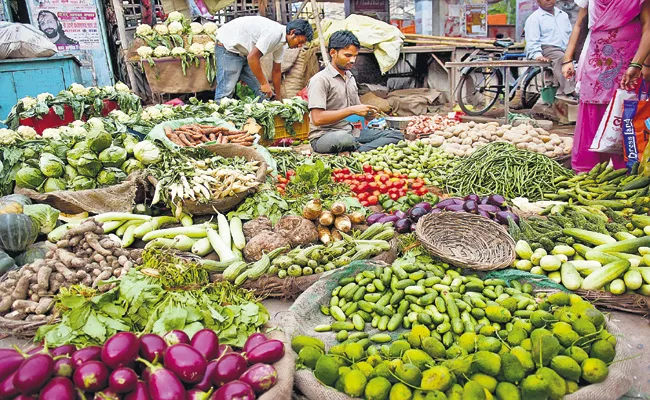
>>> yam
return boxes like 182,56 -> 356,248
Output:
12,276 -> 30,300
12,300 -> 38,313
4,311 -> 26,320
242,217 -> 273,241
243,231 -> 291,262
0,296 -> 13,313
30,293 -> 40,302
93,270 -> 112,287
37,267 -> 52,291
54,262 -> 75,281
274,216 -> 319,247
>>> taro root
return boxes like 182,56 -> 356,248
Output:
242,217 -> 273,242
243,231 -> 291,262
273,216 -> 318,247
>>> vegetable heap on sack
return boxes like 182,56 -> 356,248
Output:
13,118 -> 149,193
2,327 -> 284,399
297,254 -> 616,399
164,123 -> 256,147
405,114 -> 459,138
2,82 -> 141,130
0,219 -> 138,323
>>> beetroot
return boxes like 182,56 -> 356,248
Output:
193,360 -> 218,391
187,389 -> 213,400
163,330 -> 190,346
213,353 -> 247,386
72,346 -> 102,367
38,377 -> 76,400
139,358 -> 187,400
0,353 -> 26,382
0,371 -> 19,398
190,329 -> 219,361
54,357 -> 76,378
101,332 -> 140,369
212,381 -> 255,400
245,340 -> 285,365
14,353 -> 54,394
123,381 -> 149,400
239,363 -> 278,394
51,344 -> 77,357
163,344 -> 207,384
243,333 -> 268,354
216,345 -> 233,359
73,361 -> 109,392
109,367 -> 138,393
139,334 -> 167,363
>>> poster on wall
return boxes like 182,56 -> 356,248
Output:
516,0 -> 538,41
464,3 -> 488,37
30,0 -> 101,51
444,4 -> 463,37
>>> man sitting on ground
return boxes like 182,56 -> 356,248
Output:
307,30 -> 403,154
525,0 -> 576,101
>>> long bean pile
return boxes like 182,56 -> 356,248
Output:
445,142 -> 573,200
269,149 -> 363,175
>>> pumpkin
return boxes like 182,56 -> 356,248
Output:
0,201 -> 23,215
0,194 -> 32,206
0,250 -> 15,275
0,214 -> 40,253
15,242 -> 55,266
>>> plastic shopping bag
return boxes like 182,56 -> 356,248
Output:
622,83 -> 650,167
590,89 -> 637,153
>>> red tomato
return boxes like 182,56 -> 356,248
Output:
367,195 -> 378,206
363,164 -> 373,173
350,184 -> 358,193
389,193 -> 399,200
412,182 -> 423,190
286,170 -> 296,178
396,179 -> 406,188
368,182 -> 378,190
341,168 -> 350,174
388,188 -> 399,195
398,190 -> 407,197
373,190 -> 381,197
344,179 -> 352,185
358,192 -> 368,201
379,174 -> 389,183
357,182 -> 369,193
364,174 -> 375,182
360,200 -> 369,206
417,188 -> 428,195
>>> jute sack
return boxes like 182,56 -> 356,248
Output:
259,329 -> 295,400
15,171 -> 147,214
284,261 -> 636,400
143,57 -> 215,94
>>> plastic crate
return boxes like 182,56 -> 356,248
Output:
260,114 -> 310,145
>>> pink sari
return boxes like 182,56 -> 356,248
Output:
572,0 -> 645,172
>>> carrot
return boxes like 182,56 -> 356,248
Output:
179,133 -> 193,146
209,133 -> 216,141
164,126 -> 173,136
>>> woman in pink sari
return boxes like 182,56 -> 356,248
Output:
562,0 -> 650,172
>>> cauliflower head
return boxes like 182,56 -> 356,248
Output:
109,110 -> 130,122
171,47 -> 186,57
137,46 -> 154,58
190,22 -> 203,35
204,42 -> 215,53
17,126 -> 38,140
153,24 -> 169,35
189,43 -> 205,56
168,21 -> 184,35
0,129 -> 19,145
36,93 -> 53,103
203,22 -> 217,34
136,24 -> 154,37
153,46 -> 171,57
42,128 -> 62,140
167,11 -> 183,22
114,82 -> 130,93
21,97 -> 38,110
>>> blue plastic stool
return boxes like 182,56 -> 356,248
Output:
345,115 -> 367,130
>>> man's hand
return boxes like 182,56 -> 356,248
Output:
621,66 -> 642,91
562,62 -> 575,79
260,82 -> 275,98
350,104 -> 378,118
536,56 -> 550,63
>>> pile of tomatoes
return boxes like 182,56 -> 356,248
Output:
275,170 -> 295,195
332,165 -> 429,207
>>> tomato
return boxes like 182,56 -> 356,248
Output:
388,188 -> 399,195
396,179 -> 406,188
398,190 -> 407,197
412,182 -> 423,190
379,185 -> 389,194
367,195 -> 378,206
344,179 -> 352,185
389,193 -> 399,200
286,170 -> 296,178
373,190 -> 381,197
341,168 -> 350,174
357,182 -> 369,193
417,188 -> 428,195
368,182 -> 378,190
379,174 -> 389,183
350,184 -> 358,193
358,192 -> 368,201
278,177 -> 288,184
360,200 -> 369,207
363,164 -> 373,173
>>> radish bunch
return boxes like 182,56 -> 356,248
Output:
0,329 -> 284,399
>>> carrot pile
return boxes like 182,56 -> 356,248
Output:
164,124 -> 255,147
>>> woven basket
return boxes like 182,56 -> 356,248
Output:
415,212 -> 516,270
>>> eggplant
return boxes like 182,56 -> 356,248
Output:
478,210 -> 491,219
377,215 -> 399,224
109,367 -> 138,393
245,340 -> 285,365
139,333 -> 167,363
394,210 -> 407,220
216,344 -> 234,359
50,345 -> 77,358
495,211 -> 520,225
71,346 -> 102,368
191,329 -> 220,361
163,330 -> 190,346
407,207 -> 428,222
394,219 -> 412,234
0,371 -> 19,398
0,349 -> 18,360
15,395 -> 37,400
27,346 -> 44,355
430,208 -> 442,214
0,353 -> 25,382
123,381 -> 149,400
54,357 -> 75,378
477,204 -> 500,213
213,353 -> 247,386
480,197 -> 490,205
193,360 -> 218,391
38,377 -> 75,400
187,389 -> 212,400
14,353 -> 54,394
435,199 -> 456,209
487,194 -> 506,207
410,223 -> 417,232
366,213 -> 385,225
101,332 -> 140,369
463,200 -> 478,213
140,359 -> 186,400
163,344 -> 207,384
445,204 -> 465,212
93,389 -> 120,400
414,202 -> 433,212
464,194 -> 480,202
243,333 -> 268,354
213,381 -> 255,400
452,198 -> 464,205
239,363 -> 278,394
73,361 -> 109,392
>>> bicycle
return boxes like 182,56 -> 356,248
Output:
456,44 -> 554,116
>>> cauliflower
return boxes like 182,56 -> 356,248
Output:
59,126 -> 72,135
17,126 -> 38,140
71,120 -> 85,127
69,126 -> 88,137
153,46 -> 170,57
203,22 -> 217,35
167,11 -> 183,22
153,24 -> 168,35
204,42 -> 215,53
109,110 -> 130,122
137,46 -> 154,58
171,47 -> 186,57
168,21 -> 183,35
190,22 -> 203,35
136,24 -> 154,37
189,43 -> 205,56
36,93 -> 53,103
87,117 -> 105,130
42,128 -> 62,140
69,83 -> 89,96
161,107 -> 175,118
20,97 -> 37,110
115,82 -> 130,93
101,85 -> 116,95
0,129 -> 19,145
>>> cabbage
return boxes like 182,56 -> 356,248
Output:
70,176 -> 96,191
23,204 -> 60,234
22,147 -> 37,160
43,141 -> 70,160
99,146 -> 128,168
121,159 -> 144,174
123,135 -> 139,155
43,177 -> 66,193
76,153 -> 102,177
66,147 -> 87,168
86,126 -> 112,153
39,153 -> 65,178
133,140 -> 162,165
97,168 -> 127,186
64,165 -> 78,180
15,166 -> 45,189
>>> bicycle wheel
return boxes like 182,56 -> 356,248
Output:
521,67 -> 546,109
457,67 -> 503,116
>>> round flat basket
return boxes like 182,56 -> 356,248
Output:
415,212 -> 516,270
